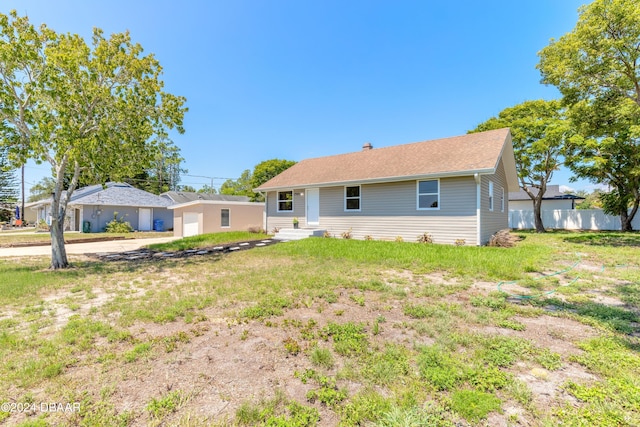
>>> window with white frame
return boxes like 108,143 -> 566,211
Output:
277,191 -> 293,212
221,208 -> 230,227
489,181 -> 494,211
500,187 -> 505,212
345,186 -> 361,211
417,180 -> 439,209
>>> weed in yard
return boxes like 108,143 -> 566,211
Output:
362,344 -> 410,386
417,345 -> 465,391
310,346 -> 334,369
283,337 -> 301,355
147,390 -> 184,419
124,342 -> 153,363
161,331 -> 191,353
238,296 -> 291,320
236,390 -> 319,426
451,389 -> 502,422
375,404 -> 454,427
350,294 -> 365,306
321,322 -> 368,356
339,388 -> 393,426
497,318 -> 526,331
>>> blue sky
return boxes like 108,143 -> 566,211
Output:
4,0 -> 592,195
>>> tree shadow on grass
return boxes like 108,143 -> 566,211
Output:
562,232 -> 640,247
528,297 -> 640,339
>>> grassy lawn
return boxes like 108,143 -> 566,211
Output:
0,231 -> 638,426
146,231 -> 272,251
0,231 -> 173,247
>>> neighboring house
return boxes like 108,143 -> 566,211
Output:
164,193 -> 264,238
255,128 -> 518,245
30,182 -> 173,232
508,185 -> 584,211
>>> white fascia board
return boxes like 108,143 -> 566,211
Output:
168,200 -> 265,210
255,168 -> 496,192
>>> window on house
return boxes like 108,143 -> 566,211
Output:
489,181 -> 494,211
221,208 -> 230,227
417,180 -> 439,209
277,191 -> 293,211
500,187 -> 505,212
345,186 -> 361,211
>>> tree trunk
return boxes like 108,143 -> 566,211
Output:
533,198 -> 546,233
620,209 -> 635,232
50,211 -> 68,269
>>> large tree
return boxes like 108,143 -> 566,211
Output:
0,11 -> 187,268
250,159 -> 296,202
471,100 -> 570,232
538,0 -> 640,231
220,169 -> 252,197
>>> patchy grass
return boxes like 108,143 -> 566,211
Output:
0,231 -> 638,426
146,230 -> 271,251
0,231 -> 171,247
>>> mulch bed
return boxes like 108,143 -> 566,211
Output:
89,239 -> 280,262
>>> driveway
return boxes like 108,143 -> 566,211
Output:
0,237 -> 178,257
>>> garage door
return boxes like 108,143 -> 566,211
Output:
183,212 -> 199,237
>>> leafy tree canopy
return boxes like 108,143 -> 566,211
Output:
471,100 -> 570,232
0,11 -> 187,267
538,0 -> 640,230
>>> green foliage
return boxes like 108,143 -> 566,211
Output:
417,345 -> 465,391
451,389 -> 502,422
146,390 -> 184,419
220,169 -> 252,197
538,0 -> 640,230
470,292 -> 507,310
339,389 -> 393,426
321,322 -> 368,356
374,404 -> 454,427
250,159 -> 296,201
0,10 -> 187,268
310,346 -> 334,369
470,100 -> 569,232
236,390 -> 319,427
104,212 -> 133,233
239,296 -> 291,320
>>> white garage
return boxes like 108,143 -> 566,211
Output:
182,212 -> 200,237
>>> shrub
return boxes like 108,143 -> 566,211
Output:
271,227 -> 280,234
247,225 -> 265,234
488,229 -> 519,247
451,389 -> 501,422
417,232 -> 433,243
37,219 -> 49,231
454,238 -> 466,246
341,228 -> 353,239
395,236 -> 404,242
323,230 -> 332,238
104,212 -> 133,233
364,235 -> 374,241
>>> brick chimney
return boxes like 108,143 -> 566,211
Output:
362,142 -> 373,151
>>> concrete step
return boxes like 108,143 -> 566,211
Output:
274,228 -> 326,240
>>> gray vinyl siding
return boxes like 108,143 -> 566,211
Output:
265,189 -> 307,231
80,205 -> 173,233
318,178 -> 476,244
265,177 -> 485,244
479,159 -> 509,244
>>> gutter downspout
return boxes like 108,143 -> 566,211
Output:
474,173 -> 481,246
258,191 -> 267,232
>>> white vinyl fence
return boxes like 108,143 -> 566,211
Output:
509,209 -> 640,231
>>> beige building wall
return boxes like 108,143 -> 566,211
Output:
170,201 -> 264,237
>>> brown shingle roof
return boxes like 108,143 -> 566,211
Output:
256,128 -> 514,190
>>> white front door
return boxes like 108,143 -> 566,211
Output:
306,188 -> 319,225
138,208 -> 152,231
183,212 -> 199,237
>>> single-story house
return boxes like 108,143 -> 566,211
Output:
166,193 -> 264,237
255,128 -> 518,245
509,185 -> 584,211
30,182 -> 173,232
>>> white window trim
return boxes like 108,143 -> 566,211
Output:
276,190 -> 294,212
344,185 -> 361,212
500,187 -> 505,212
416,179 -> 440,210
221,208 -> 230,228
489,181 -> 494,212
